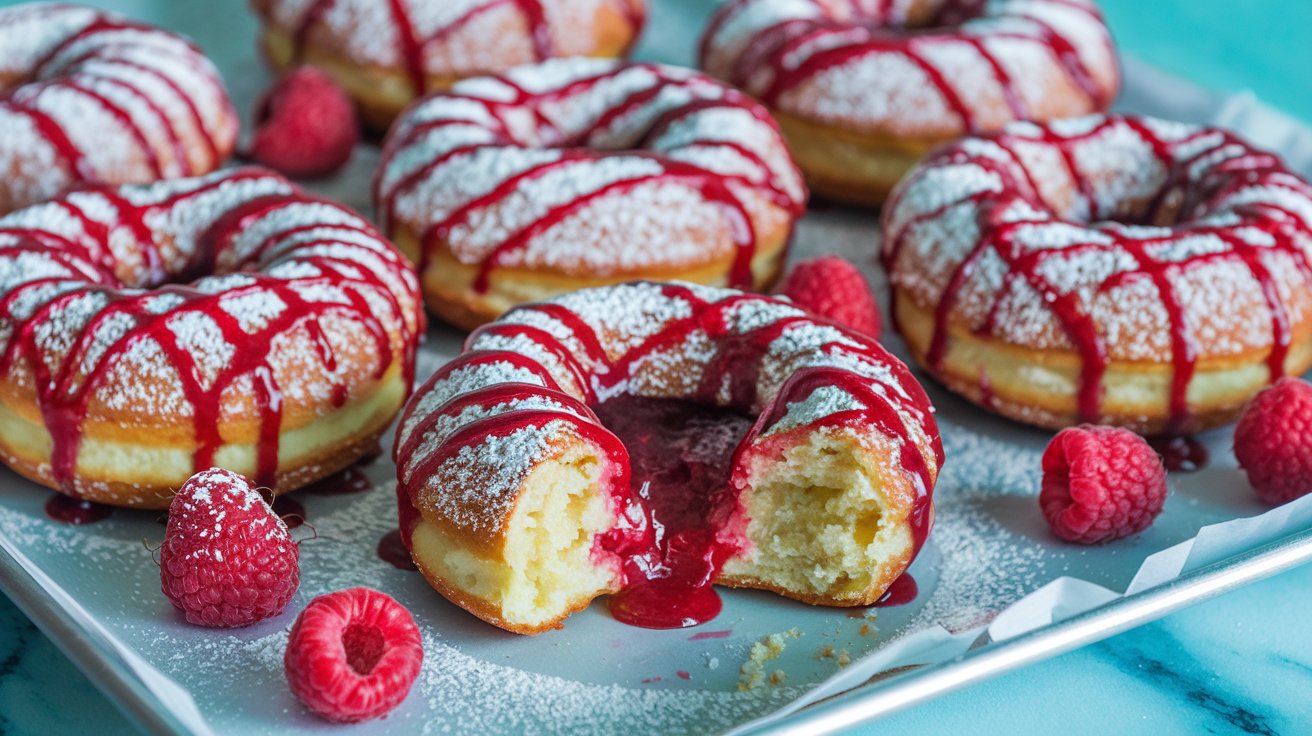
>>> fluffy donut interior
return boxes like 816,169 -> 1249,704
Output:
411,444 -> 620,632
722,428 -> 911,604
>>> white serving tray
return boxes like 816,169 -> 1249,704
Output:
3,1 -> 1312,734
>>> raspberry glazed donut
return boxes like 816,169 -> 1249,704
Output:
882,114 -> 1312,435
394,281 -> 941,634
0,168 -> 423,509
0,3 -> 238,214
699,0 -> 1120,205
252,0 -> 648,129
376,58 -> 808,329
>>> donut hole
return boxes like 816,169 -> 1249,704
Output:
721,429 -> 911,602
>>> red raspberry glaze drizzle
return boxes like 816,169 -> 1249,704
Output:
700,0 -> 1116,135
0,4 -> 236,210
882,115 -> 1312,433
26,18 -> 227,175
44,493 -> 113,525
394,282 -> 940,629
375,61 -> 807,297
0,169 -> 421,497
291,0 -> 647,96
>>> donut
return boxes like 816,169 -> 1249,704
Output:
699,0 -> 1120,205
0,168 -> 423,509
252,0 -> 648,130
0,3 -> 238,214
882,114 -> 1312,435
376,58 -> 808,330
394,281 -> 941,634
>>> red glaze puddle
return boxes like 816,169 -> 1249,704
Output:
377,529 -> 418,571
44,494 -> 112,525
300,466 -> 373,496
596,396 -> 754,630
1150,436 -> 1210,473
393,284 -> 939,632
874,573 -> 918,608
676,670 -> 691,680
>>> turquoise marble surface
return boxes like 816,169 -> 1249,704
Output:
2,1 -> 1311,734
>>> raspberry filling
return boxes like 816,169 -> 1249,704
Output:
593,395 -> 754,630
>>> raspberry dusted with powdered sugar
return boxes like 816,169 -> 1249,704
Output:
159,468 -> 300,627
779,256 -> 881,338
284,587 -> 423,723
1039,425 -> 1168,544
1235,377 -> 1312,505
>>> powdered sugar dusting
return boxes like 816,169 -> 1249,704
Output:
0,168 -> 422,495
254,0 -> 637,80
377,59 -> 805,281
883,114 -> 1312,363
400,281 -> 940,551
417,420 -> 576,538
700,0 -> 1118,138
0,3 -> 237,212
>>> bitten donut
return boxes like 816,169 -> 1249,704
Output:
0,168 -> 423,509
700,0 -> 1119,205
0,3 -> 238,213
394,281 -> 941,634
376,58 -> 808,329
882,114 -> 1312,435
252,0 -> 648,129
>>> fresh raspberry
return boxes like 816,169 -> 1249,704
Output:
1234,377 -> 1312,504
247,66 -> 359,178
779,256 -> 881,338
1039,425 -> 1168,544
159,468 -> 300,627
284,587 -> 424,723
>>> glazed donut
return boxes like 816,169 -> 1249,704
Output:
252,0 -> 648,130
376,58 -> 808,329
0,3 -> 238,214
0,168 -> 423,509
882,114 -> 1312,435
394,281 -> 941,634
699,0 -> 1120,205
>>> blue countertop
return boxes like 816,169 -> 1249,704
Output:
3,1 -> 1312,733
